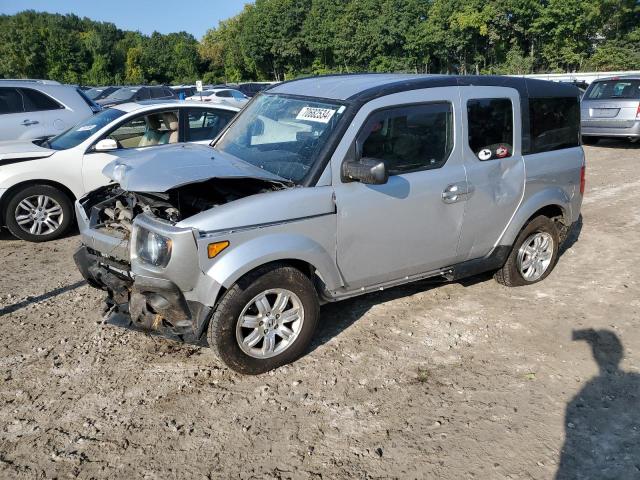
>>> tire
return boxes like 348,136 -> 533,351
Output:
207,263 -> 320,374
494,216 -> 560,287
4,184 -> 74,242
581,136 -> 599,145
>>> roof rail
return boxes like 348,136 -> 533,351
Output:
0,79 -> 61,85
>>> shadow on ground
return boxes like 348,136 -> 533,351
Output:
0,280 -> 86,316
556,329 -> 640,479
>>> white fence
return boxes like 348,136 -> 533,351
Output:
509,71 -> 640,84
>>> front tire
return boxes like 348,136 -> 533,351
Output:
207,263 -> 320,374
4,184 -> 74,242
495,216 -> 560,287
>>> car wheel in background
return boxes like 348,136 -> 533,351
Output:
494,215 -> 560,287
4,184 -> 74,242
581,136 -> 600,145
208,263 -> 320,374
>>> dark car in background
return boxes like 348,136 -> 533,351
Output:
97,85 -> 177,108
85,86 -> 121,101
234,82 -> 276,97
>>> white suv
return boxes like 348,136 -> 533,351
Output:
0,80 -> 99,142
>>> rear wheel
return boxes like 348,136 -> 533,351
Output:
4,185 -> 73,242
581,136 -> 600,145
495,216 -> 560,287
207,263 -> 320,374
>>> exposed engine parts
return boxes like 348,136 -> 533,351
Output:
79,177 -> 287,234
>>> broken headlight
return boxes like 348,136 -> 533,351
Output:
135,227 -> 172,267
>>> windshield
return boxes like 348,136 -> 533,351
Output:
47,108 -> 126,150
214,94 -> 346,183
585,80 -> 640,100
105,88 -> 139,101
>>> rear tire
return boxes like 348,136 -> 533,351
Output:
495,216 -> 560,287
4,184 -> 73,242
207,263 -> 320,374
581,136 -> 599,145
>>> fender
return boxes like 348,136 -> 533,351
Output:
497,186 -> 571,247
0,162 -> 85,200
204,230 -> 342,292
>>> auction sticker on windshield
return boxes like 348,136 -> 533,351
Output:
296,106 -> 336,123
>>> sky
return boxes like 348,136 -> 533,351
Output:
0,0 -> 252,39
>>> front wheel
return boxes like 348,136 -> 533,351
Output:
494,216 -> 560,287
207,263 -> 320,374
4,184 -> 74,242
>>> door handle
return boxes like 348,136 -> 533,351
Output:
21,119 -> 39,126
442,183 -> 471,204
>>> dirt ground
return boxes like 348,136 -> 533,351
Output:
1,140 -> 639,479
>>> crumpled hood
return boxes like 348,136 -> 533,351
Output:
0,139 -> 55,162
102,143 -> 289,192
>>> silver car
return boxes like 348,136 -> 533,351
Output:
0,80 -> 100,141
581,75 -> 640,144
74,74 -> 585,374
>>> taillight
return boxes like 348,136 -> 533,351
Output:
580,165 -> 586,195
636,104 -> 640,119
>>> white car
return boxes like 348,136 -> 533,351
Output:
0,79 -> 100,142
0,100 -> 239,242
186,88 -> 249,108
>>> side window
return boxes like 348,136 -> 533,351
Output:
186,108 -> 236,141
529,97 -> 580,153
135,89 -> 150,101
0,88 -> 24,114
105,110 -> 180,148
359,102 -> 453,175
20,88 -> 62,112
150,87 -> 166,99
217,90 -> 232,98
467,98 -> 513,161
231,91 -> 245,100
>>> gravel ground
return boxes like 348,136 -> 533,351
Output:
1,140 -> 639,479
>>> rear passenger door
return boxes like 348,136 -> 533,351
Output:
184,107 -> 236,144
457,87 -> 525,260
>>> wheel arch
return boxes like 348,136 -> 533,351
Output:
499,189 -> 572,249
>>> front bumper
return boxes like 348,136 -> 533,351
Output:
74,246 -> 211,345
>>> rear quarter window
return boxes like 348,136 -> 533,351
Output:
529,97 -> 580,153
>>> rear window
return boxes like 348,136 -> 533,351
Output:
585,80 -> 640,100
20,88 -> 63,112
529,97 -> 580,153
467,98 -> 513,161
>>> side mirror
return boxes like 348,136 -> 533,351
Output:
342,157 -> 388,185
94,138 -> 118,152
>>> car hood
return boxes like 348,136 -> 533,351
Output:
103,143 -> 290,192
0,139 -> 55,162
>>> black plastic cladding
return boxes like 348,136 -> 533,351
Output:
297,74 -> 581,186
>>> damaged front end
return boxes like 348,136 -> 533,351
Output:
74,176 -> 288,345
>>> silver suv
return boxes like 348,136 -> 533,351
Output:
0,80 -> 99,141
74,74 -> 585,374
581,75 -> 640,144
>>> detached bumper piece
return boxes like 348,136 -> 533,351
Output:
74,246 -> 209,346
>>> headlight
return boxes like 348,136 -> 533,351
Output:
136,228 -> 172,267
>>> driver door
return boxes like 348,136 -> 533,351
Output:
81,109 -> 180,193
332,88 -> 468,289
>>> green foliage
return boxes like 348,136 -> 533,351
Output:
1,2 -> 639,85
